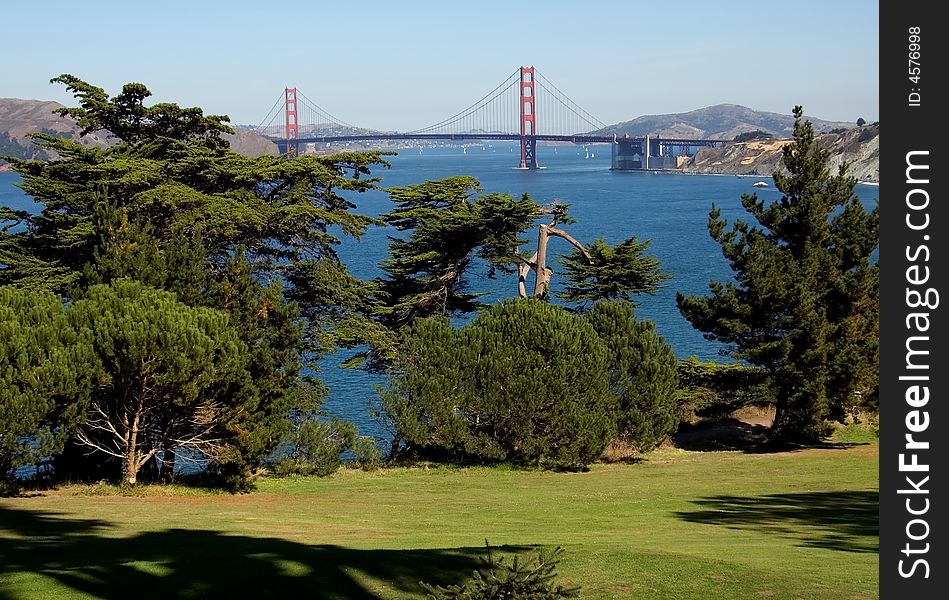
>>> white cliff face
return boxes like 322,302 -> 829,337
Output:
826,132 -> 879,183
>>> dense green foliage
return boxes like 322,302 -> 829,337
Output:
422,544 -> 579,600
733,130 -> 775,142
677,106 -> 879,440
380,298 -> 616,468
0,287 -> 95,483
370,178 -> 677,462
0,75 -> 388,485
558,237 -> 669,307
587,301 -> 678,451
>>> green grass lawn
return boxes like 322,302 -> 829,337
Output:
0,438 -> 878,599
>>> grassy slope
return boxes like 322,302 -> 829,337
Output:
0,438 -> 878,600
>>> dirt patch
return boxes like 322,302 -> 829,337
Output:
746,140 -> 793,152
600,440 -> 645,464
731,406 -> 775,426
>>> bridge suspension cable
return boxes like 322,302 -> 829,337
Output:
404,68 -> 521,135
255,92 -> 285,133
296,90 -> 359,131
534,69 -> 609,133
403,67 -> 610,137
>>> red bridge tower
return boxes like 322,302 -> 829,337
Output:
285,87 -> 299,156
519,66 -> 538,169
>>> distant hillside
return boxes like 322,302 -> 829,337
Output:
593,104 -> 858,139
679,124 -> 880,183
0,98 -> 111,166
0,98 -> 278,170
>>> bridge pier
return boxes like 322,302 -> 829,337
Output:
610,135 -> 726,171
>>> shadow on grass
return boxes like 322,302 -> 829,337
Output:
675,490 -> 878,553
670,419 -> 872,454
0,506 -> 522,599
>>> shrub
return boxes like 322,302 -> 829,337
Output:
586,301 -> 679,451
381,298 -> 616,469
272,417 -> 381,477
0,287 -> 96,483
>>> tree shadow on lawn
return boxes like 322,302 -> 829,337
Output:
670,419 -> 872,454
0,506 -> 525,599
675,490 -> 878,553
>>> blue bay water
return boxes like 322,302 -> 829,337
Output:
0,146 -> 880,442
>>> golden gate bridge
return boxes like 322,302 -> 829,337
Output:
254,66 -> 724,170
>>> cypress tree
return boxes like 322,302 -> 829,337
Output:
676,106 -> 879,441
559,237 -> 670,308
0,75 -> 388,485
377,176 -> 539,329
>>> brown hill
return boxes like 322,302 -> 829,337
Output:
0,98 -> 112,167
0,98 -> 278,170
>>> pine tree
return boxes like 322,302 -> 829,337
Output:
559,237 -> 669,308
676,106 -> 879,441
67,280 -> 252,485
0,287 -> 96,483
421,543 -> 579,599
377,176 -> 539,329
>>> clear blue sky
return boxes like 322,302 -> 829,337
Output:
2,0 -> 878,130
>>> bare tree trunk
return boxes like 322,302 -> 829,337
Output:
126,408 -> 141,485
518,251 -> 538,299
524,223 -> 590,299
532,225 -> 551,298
